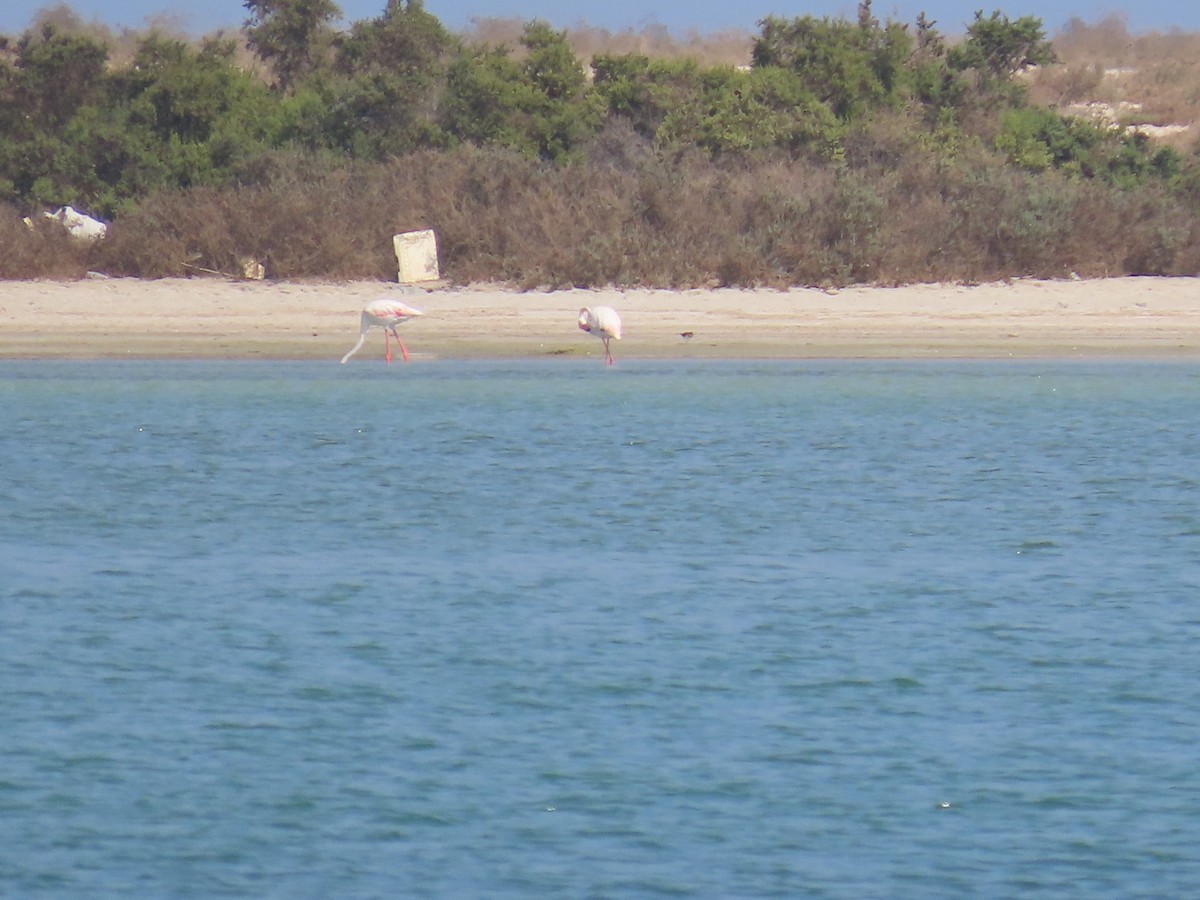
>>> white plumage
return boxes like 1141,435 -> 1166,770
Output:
578,306 -> 622,365
341,297 -> 424,364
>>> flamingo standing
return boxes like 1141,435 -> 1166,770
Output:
341,297 -> 424,364
578,306 -> 622,365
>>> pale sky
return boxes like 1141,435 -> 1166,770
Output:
2,0 -> 1197,39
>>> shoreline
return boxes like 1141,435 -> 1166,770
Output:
2,276 -> 1200,361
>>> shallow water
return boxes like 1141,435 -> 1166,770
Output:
2,360 -> 1199,897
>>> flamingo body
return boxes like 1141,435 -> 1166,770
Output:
341,297 -> 424,364
578,306 -> 622,365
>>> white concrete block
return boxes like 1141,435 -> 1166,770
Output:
393,229 -> 440,283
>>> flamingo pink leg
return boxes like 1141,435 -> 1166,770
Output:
603,338 -> 614,365
398,340 -> 410,363
384,331 -> 393,363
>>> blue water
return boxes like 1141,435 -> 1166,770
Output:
2,360 -> 1199,897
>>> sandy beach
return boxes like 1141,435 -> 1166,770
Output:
2,275 -> 1199,361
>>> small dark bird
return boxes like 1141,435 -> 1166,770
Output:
680,331 -> 694,341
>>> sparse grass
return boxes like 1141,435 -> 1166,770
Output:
461,17 -> 753,69
94,158 -> 401,279
74,141 -> 1200,287
0,206 -> 95,278
1031,15 -> 1200,150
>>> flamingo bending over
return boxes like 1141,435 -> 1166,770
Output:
578,306 -> 622,365
341,297 -> 424,364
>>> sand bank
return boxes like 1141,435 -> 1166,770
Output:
1,276 -> 1199,361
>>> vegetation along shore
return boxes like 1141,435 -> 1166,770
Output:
3,3 -> 1200,288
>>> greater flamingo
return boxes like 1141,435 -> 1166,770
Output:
341,297 -> 424,364
578,306 -> 622,365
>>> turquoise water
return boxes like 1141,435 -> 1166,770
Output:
2,360 -> 1199,897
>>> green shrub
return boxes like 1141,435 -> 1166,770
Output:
656,65 -> 842,157
441,21 -> 603,161
590,54 -> 702,140
996,106 -> 1185,188
752,12 -> 913,120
